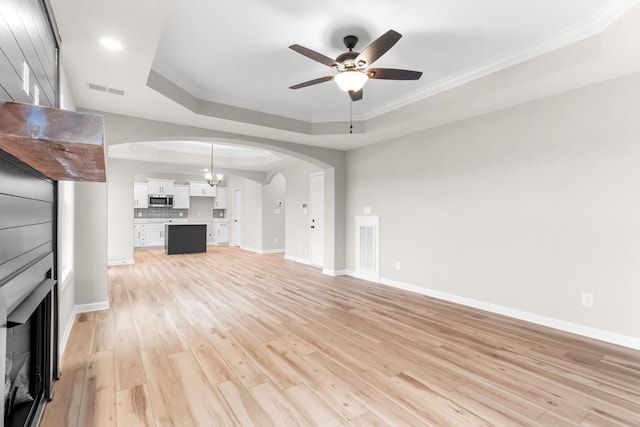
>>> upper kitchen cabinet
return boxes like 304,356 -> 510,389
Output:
190,181 -> 216,197
214,187 -> 227,209
173,184 -> 190,209
147,178 -> 174,195
134,183 -> 148,208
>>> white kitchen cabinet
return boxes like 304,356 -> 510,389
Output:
134,183 -> 148,208
214,187 -> 227,208
147,179 -> 175,195
133,224 -> 146,247
206,222 -> 215,244
213,222 -> 229,244
145,224 -> 165,247
173,184 -> 190,209
189,181 -> 216,197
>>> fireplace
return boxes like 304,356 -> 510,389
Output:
4,273 -> 54,427
0,101 -> 105,426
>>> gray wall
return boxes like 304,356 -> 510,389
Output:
73,182 -> 108,305
346,71 -> 640,341
277,162 -> 323,263
97,111 -> 346,271
262,174 -> 286,252
224,175 -> 263,252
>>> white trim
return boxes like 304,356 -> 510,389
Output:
345,273 -> 640,351
383,277 -> 640,351
363,0 -> 640,121
284,254 -> 312,265
322,269 -> 346,277
59,300 -> 111,357
76,301 -> 110,313
355,215 -> 380,283
262,249 -> 285,254
108,259 -> 135,266
59,271 -> 74,292
240,246 -> 284,255
309,172 -> 324,268
348,270 -> 380,283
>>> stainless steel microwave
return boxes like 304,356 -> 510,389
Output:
148,195 -> 173,207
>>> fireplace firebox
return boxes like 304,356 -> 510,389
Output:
4,274 -> 54,427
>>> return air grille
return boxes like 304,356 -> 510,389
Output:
88,83 -> 126,96
355,216 -> 380,282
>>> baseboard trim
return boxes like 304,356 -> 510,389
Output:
240,246 -> 262,254
108,259 -> 134,266
284,255 -> 312,265
239,246 -> 285,255
346,270 -> 380,282
59,300 -> 111,357
346,274 -> 640,351
322,269 -> 346,277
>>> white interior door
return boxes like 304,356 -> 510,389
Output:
310,173 -> 324,267
233,188 -> 242,247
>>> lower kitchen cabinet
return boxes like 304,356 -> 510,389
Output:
133,224 -> 146,247
213,222 -> 229,245
145,224 -> 165,247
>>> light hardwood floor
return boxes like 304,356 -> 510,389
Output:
41,246 -> 640,426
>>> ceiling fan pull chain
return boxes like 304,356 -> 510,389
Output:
350,98 -> 353,134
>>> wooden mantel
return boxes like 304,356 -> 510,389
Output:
0,101 -> 106,181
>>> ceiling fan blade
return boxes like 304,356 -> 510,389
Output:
368,68 -> 422,80
289,44 -> 338,68
349,89 -> 363,102
355,30 -> 402,66
289,76 -> 333,89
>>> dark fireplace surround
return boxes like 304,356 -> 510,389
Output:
1,256 -> 55,427
0,101 -> 106,427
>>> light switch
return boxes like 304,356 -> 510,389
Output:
363,206 -> 372,214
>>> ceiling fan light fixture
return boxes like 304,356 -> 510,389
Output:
334,70 -> 368,93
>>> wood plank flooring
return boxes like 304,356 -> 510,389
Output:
41,246 -> 640,426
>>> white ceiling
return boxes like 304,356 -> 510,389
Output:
51,0 -> 640,158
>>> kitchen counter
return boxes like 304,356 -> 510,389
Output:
164,223 -> 207,255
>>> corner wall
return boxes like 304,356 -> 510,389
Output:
346,71 -> 640,346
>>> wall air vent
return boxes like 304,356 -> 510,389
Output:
355,216 -> 380,283
88,83 -> 126,96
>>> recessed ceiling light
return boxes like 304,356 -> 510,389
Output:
100,37 -> 124,51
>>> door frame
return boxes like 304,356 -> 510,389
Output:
232,188 -> 241,247
309,172 -> 324,267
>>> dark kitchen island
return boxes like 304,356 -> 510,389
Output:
164,223 -> 207,255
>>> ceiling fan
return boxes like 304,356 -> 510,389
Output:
289,29 -> 422,102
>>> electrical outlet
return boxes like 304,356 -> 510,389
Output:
581,292 -> 594,308
395,261 -> 401,270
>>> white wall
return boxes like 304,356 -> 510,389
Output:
346,71 -> 640,344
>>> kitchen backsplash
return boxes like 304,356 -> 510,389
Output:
134,208 -> 189,218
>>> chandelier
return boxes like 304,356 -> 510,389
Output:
204,144 -> 223,186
